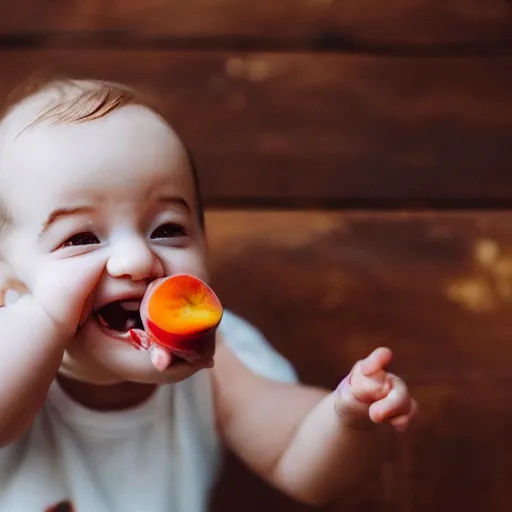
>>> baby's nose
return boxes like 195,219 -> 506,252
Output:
106,237 -> 163,281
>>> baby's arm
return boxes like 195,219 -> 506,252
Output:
212,341 -> 416,506
0,258 -> 105,446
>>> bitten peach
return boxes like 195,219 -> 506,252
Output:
130,274 -> 223,364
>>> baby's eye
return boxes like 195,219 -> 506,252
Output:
59,232 -> 101,248
150,223 -> 187,239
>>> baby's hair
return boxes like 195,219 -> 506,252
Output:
0,74 -> 205,231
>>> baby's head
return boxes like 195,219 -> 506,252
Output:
0,77 -> 211,385
0,78 -> 205,234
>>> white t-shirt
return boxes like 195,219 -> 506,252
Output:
0,310 -> 297,512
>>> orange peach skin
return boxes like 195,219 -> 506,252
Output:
130,274 -> 223,364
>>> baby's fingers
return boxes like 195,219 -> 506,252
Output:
148,344 -> 214,373
349,347 -> 393,403
389,399 -> 418,432
35,253 -> 108,329
350,370 -> 390,404
368,374 -> 415,427
359,347 -> 393,377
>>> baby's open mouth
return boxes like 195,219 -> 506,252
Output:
95,300 -> 144,333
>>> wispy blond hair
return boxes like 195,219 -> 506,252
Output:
3,74 -> 150,128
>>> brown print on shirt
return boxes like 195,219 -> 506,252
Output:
45,501 -> 75,512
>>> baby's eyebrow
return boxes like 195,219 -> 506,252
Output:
40,206 -> 94,236
157,196 -> 191,213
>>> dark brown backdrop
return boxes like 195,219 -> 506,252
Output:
1,2 -> 511,510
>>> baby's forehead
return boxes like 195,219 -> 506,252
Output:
1,86 -> 71,139
0,86 -> 190,178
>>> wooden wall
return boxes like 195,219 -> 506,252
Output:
1,2 -> 512,510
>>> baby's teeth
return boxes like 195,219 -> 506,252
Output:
125,318 -> 136,331
119,301 -> 141,311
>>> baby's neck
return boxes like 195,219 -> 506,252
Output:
56,374 -> 157,411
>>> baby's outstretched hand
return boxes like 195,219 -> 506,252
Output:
335,347 -> 417,432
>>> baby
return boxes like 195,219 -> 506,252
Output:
0,78 -> 417,511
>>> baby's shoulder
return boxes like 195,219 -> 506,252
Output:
218,309 -> 297,383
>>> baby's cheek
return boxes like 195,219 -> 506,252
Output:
164,247 -> 209,281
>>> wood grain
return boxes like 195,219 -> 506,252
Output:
0,0 -> 510,46
0,50 -> 510,204
206,209 -> 512,511
207,210 -> 512,382
402,382 -> 502,511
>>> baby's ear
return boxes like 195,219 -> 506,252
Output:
0,198 -> 9,231
0,260 -> 28,307
0,208 -> 10,255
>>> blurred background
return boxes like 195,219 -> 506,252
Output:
1,1 -> 512,510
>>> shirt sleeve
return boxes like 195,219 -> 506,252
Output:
217,309 -> 298,383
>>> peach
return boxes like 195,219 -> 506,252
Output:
129,274 -> 223,364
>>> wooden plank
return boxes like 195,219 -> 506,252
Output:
0,0 -> 510,46
207,210 -> 512,511
397,381 -> 503,512
0,50 -> 510,203
206,210 -> 512,382
492,385 -> 512,512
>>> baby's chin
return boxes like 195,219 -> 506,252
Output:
59,322 -> 201,386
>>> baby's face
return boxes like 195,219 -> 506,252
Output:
0,100 -> 209,384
